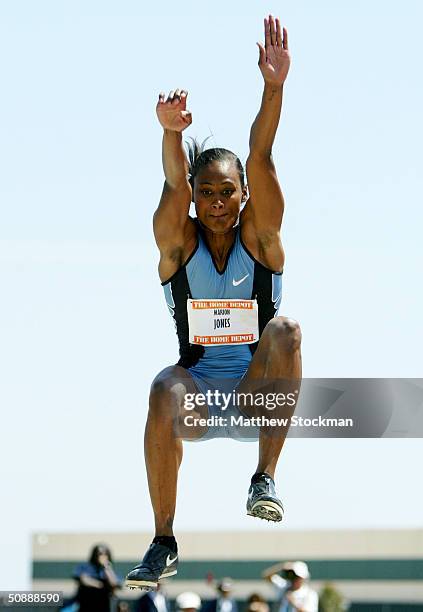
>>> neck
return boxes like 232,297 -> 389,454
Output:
204,226 -> 236,248
201,224 -> 237,270
200,215 -> 238,242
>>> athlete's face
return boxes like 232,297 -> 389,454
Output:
193,160 -> 247,234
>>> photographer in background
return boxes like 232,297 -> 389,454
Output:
72,543 -> 122,612
262,561 -> 318,612
202,578 -> 238,612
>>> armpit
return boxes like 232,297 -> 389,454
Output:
167,245 -> 184,264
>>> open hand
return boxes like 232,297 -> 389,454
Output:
257,16 -> 290,86
156,89 -> 192,132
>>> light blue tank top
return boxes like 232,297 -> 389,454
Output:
162,221 -> 282,379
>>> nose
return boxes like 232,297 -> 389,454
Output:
211,199 -> 224,209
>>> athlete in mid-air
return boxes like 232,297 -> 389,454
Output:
126,15 -> 302,590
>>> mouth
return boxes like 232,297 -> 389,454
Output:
209,213 -> 228,219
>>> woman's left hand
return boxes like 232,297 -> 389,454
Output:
257,15 -> 290,86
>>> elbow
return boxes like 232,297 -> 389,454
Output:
248,132 -> 273,160
164,177 -> 190,191
247,150 -> 274,165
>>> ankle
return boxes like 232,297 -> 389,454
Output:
252,471 -> 274,483
152,535 -> 177,552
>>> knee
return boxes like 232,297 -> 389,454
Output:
264,316 -> 302,352
150,366 -> 179,397
149,366 -> 187,417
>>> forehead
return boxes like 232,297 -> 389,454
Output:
195,159 -> 240,184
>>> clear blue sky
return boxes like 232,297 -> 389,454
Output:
0,0 -> 422,590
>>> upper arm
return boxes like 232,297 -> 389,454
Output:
72,563 -> 84,581
153,179 -> 192,250
245,153 -> 285,233
241,154 -> 285,272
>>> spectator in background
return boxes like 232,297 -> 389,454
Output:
72,543 -> 122,612
245,593 -> 269,612
262,561 -> 318,612
176,592 -> 202,612
135,582 -> 169,612
202,578 -> 238,612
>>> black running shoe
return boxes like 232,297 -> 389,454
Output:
246,473 -> 284,522
125,541 -> 178,590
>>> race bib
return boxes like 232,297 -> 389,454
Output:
187,299 -> 259,346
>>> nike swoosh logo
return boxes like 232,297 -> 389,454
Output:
166,554 -> 178,566
232,274 -> 249,287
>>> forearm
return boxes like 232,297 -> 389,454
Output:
79,575 -> 103,589
162,129 -> 189,189
262,562 -> 286,578
249,83 -> 283,158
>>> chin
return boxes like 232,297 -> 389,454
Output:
203,216 -> 238,234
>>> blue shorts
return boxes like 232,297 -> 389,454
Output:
186,371 -> 259,442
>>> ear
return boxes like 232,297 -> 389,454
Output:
241,184 -> 249,202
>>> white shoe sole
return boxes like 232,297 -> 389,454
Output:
247,500 -> 284,522
125,579 -> 157,591
125,569 -> 177,590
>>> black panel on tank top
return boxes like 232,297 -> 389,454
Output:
169,267 -> 205,368
249,261 -> 278,356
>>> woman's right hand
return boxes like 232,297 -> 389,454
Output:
156,89 -> 192,131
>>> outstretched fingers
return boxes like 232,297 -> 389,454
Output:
257,16 -> 290,85
269,14 -> 277,46
264,15 -> 288,50
276,18 -> 282,47
283,27 -> 289,51
264,16 -> 271,49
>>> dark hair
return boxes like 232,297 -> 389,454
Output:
186,137 -> 245,189
89,544 -> 113,566
247,594 -> 266,604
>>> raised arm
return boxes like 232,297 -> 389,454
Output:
244,16 -> 290,242
262,561 -> 287,581
153,89 -> 196,280
159,90 -> 191,189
